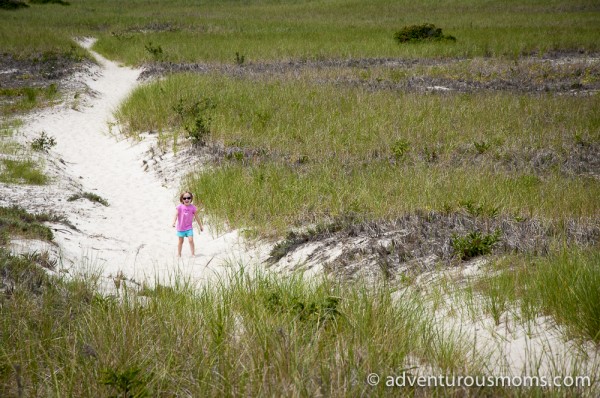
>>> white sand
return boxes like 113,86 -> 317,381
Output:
5,38 -> 268,290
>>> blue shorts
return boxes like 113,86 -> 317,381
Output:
176,229 -> 193,238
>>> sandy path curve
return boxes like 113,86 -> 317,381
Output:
21,38 -> 267,289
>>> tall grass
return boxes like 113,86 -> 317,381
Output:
117,73 -> 599,234
118,74 -> 600,161
478,249 -> 600,344
1,263 -> 490,396
189,162 -> 599,234
1,0 -> 599,62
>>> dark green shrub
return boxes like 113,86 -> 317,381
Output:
31,131 -> 56,153
0,0 -> 29,10
458,200 -> 500,218
29,0 -> 70,4
394,23 -> 456,44
144,42 -> 163,60
235,52 -> 245,65
473,140 -> 491,154
173,97 -> 216,146
451,230 -> 501,260
100,367 -> 151,398
186,114 -> 211,145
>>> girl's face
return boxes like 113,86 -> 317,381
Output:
181,193 -> 193,205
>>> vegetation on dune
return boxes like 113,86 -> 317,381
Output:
1,1 -> 600,394
477,249 -> 600,343
116,73 -> 599,235
0,206 -> 56,243
0,0 -> 598,63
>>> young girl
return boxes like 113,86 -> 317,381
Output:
172,191 -> 204,257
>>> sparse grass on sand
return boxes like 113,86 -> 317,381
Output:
0,206 -> 55,243
476,249 -> 600,344
2,248 -> 598,397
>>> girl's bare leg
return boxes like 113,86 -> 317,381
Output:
177,237 -> 184,257
188,237 -> 195,256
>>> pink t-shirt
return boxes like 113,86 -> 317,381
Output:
176,204 -> 197,231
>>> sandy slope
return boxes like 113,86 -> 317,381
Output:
4,38 -> 268,289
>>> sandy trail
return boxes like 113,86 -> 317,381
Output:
14,38 -> 267,289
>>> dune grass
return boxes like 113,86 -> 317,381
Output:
0,206 -> 55,243
1,261 -> 497,397
2,242 -> 598,396
189,162 -> 599,234
0,85 -> 61,116
0,158 -> 48,185
476,249 -> 600,344
116,73 -> 599,235
118,73 -> 600,158
1,0 -> 599,63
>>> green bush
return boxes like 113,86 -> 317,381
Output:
394,23 -> 456,44
100,367 -> 152,398
451,230 -> 501,260
391,138 -> 410,160
29,0 -> 70,6
0,0 -> 28,10
172,97 -> 216,146
30,131 -> 56,153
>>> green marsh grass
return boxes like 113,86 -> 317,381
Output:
118,73 -> 600,160
189,163 -> 599,234
0,85 -> 61,116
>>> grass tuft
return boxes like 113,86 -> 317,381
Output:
67,192 -> 109,206
0,159 -> 48,185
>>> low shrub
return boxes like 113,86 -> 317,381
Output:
30,131 -> 56,153
451,229 -> 501,260
394,23 -> 456,44
0,0 -> 28,10
173,97 -> 216,146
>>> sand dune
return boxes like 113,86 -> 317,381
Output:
4,38 -> 268,290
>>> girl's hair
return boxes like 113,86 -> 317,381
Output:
179,191 -> 193,203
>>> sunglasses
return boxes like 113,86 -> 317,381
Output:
183,197 -> 192,200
